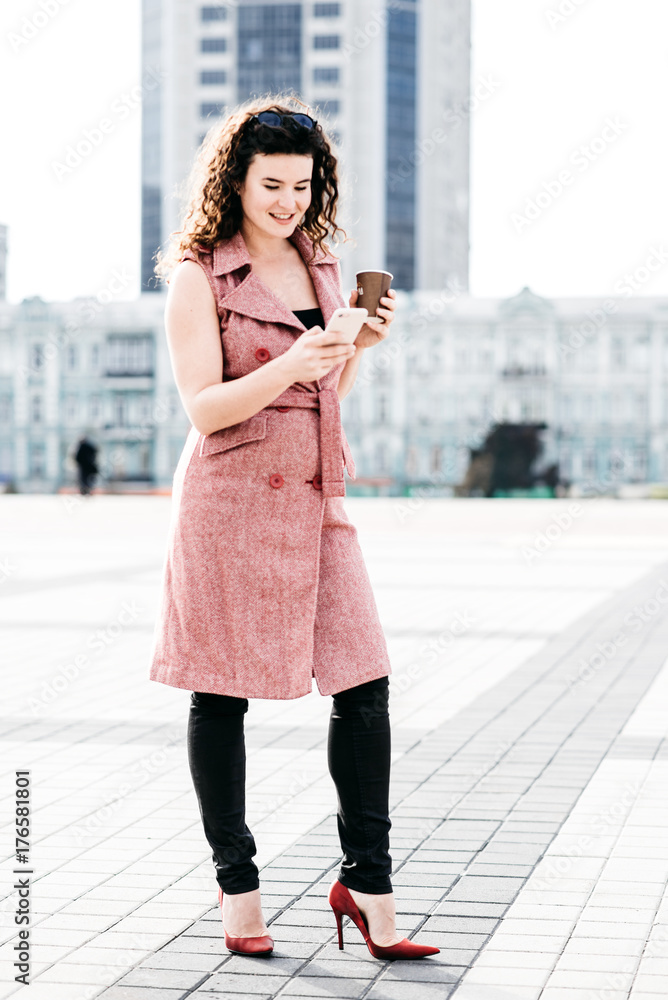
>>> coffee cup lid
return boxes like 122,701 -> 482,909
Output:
355,269 -> 393,279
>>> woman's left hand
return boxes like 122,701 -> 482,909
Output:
348,287 -> 396,348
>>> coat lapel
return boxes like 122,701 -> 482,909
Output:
211,228 -> 343,332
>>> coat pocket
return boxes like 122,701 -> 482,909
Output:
199,412 -> 268,456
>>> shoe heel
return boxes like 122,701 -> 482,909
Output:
333,908 -> 344,950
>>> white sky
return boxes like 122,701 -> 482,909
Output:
1,0 -> 666,303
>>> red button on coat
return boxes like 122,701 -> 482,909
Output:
255,347 -> 270,362
276,406 -> 290,412
269,474 -> 284,489
312,474 -> 323,490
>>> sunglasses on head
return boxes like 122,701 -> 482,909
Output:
249,111 -> 317,131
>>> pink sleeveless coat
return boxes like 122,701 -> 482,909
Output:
149,227 -> 392,699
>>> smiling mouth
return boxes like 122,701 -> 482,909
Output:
269,213 -> 294,220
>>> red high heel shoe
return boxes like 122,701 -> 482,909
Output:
218,886 -> 274,955
328,881 -> 440,960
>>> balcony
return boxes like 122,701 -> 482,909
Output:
501,364 -> 547,378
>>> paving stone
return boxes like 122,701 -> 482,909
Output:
138,951 -> 224,972
303,959 -> 377,979
192,993 -> 271,1000
100,990 -> 189,1000
201,971 -> 291,993
365,980 -> 456,999
158,937 -> 227,955
382,962 -> 465,982
115,968 -> 209,989
421,915 -> 498,934
278,976 -> 373,997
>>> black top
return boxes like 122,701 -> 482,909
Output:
292,307 -> 324,328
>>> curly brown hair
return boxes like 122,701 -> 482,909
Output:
153,94 -> 349,284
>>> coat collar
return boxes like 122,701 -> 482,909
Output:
209,227 -> 342,331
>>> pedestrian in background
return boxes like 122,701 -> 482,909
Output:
73,435 -> 98,496
149,96 -> 438,962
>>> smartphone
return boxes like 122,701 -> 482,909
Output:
321,307 -> 368,344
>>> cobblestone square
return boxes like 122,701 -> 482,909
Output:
1,496 -> 668,999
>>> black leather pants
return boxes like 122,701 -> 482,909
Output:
187,676 -> 392,895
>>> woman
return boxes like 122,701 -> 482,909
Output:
150,97 -> 439,962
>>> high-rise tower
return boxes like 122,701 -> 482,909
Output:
141,0 -> 470,294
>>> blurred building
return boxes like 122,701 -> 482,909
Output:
141,0 -> 471,295
0,292 -> 188,493
341,287 -> 668,496
3,280 -> 667,496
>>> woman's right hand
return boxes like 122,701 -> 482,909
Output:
273,327 -> 356,383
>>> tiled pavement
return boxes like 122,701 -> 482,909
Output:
1,496 -> 668,1000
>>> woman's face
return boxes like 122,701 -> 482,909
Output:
238,153 -> 313,239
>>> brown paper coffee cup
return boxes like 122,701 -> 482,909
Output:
355,270 -> 393,324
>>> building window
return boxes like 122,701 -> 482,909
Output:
106,336 -> 154,376
314,2 -> 340,15
114,396 -> 128,427
65,395 -> 78,424
313,66 -> 339,83
200,69 -> 227,85
0,396 -> 10,423
583,450 -> 596,477
237,5 -> 302,102
201,37 -> 227,52
406,445 -> 418,477
201,5 -> 227,20
30,395 -> 43,423
632,336 -> 649,371
30,444 -> 46,479
200,101 -> 225,118
313,98 -> 340,116
611,337 -> 625,369
633,445 -> 647,480
313,34 -> 340,48
30,343 -> 44,372
377,394 -> 389,424
89,395 -> 102,424
375,442 -> 389,474
139,397 -> 152,422
431,445 -> 443,473
139,443 -> 151,476
66,345 -> 78,371
90,344 -> 100,370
